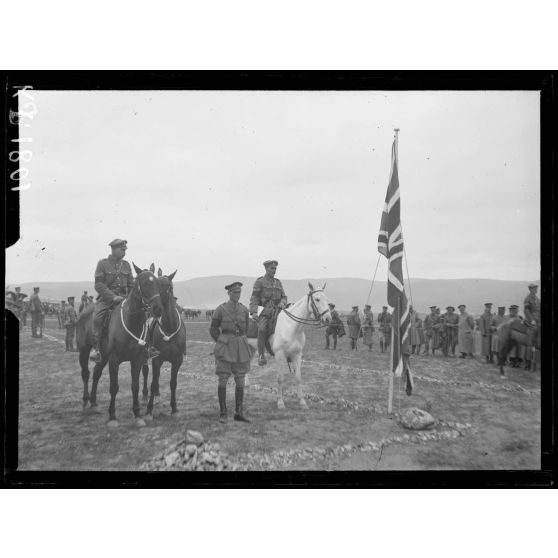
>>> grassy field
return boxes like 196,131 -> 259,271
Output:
17,316 -> 540,471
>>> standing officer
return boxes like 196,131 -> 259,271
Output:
423,306 -> 441,356
249,260 -> 288,366
523,283 -> 540,370
91,239 -> 135,363
362,304 -> 374,351
325,303 -> 343,350
64,296 -> 78,352
378,306 -> 392,353
442,306 -> 459,356
490,306 -> 506,364
479,302 -> 494,363
58,300 -> 66,329
347,305 -> 361,350
79,290 -> 89,313
457,304 -> 475,358
29,287 -> 43,338
210,282 -> 255,423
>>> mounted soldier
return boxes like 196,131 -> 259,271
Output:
249,260 -> 288,366
90,239 -> 159,363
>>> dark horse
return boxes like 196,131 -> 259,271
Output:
76,265 -> 163,426
142,266 -> 186,418
496,318 -> 540,377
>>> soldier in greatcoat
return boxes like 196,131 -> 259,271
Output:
490,306 -> 506,363
423,306 -> 440,356
478,302 -> 494,363
346,306 -> 361,350
378,306 -> 392,353
210,282 -> 255,423
523,283 -> 541,370
442,306 -> 459,357
325,303 -> 343,350
457,304 -> 475,358
249,260 -> 288,366
91,239 -> 136,362
58,300 -> 66,329
362,304 -> 374,351
64,296 -> 78,352
408,306 -> 421,354
29,287 -> 43,338
505,304 -> 525,367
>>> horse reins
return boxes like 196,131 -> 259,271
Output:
282,289 -> 329,326
155,278 -> 184,342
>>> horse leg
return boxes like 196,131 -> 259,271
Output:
294,353 -> 307,409
276,353 -> 286,410
79,348 -> 91,407
107,359 -> 120,426
170,356 -> 183,415
142,363 -> 149,400
146,357 -> 162,419
90,360 -> 106,408
131,359 -> 146,426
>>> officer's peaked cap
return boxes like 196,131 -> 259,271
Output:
67,296 -> 75,302
33,287 -> 40,291
509,304 -> 519,309
528,283 -> 537,288
263,260 -> 278,267
484,302 -> 493,306
225,281 -> 243,291
458,304 -> 466,308
446,306 -> 455,311
109,238 -> 128,248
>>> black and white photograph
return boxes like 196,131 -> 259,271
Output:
3,74 -> 552,481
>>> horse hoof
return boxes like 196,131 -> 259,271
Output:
277,401 -> 285,410
107,420 -> 119,428
144,413 -> 153,423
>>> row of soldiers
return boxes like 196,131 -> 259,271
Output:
322,283 -> 540,367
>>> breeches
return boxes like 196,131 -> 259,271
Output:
215,359 -> 249,387
379,331 -> 391,343
93,301 -> 113,330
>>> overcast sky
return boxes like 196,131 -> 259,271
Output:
6,90 -> 539,285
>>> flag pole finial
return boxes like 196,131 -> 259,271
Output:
394,128 -> 400,137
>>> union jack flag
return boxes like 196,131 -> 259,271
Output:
378,134 -> 413,394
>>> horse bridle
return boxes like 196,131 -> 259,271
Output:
136,272 -> 161,307
283,289 -> 330,326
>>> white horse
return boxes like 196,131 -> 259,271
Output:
248,282 -> 331,409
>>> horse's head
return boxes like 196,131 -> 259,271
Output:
156,266 -> 177,307
307,282 -> 332,325
132,263 -> 163,318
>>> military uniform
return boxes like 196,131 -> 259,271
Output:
442,308 -> 459,356
29,288 -> 43,338
423,307 -> 441,355
490,308 -> 506,355
347,307 -> 361,350
79,291 -> 89,313
378,308 -> 392,353
457,306 -> 475,357
325,304 -> 343,349
93,254 -> 134,337
58,302 -> 66,329
362,307 -> 374,350
64,298 -> 78,351
409,309 -> 420,353
210,282 -> 255,422
523,286 -> 540,368
479,304 -> 494,362
249,260 -> 287,364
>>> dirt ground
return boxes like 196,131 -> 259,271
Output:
16,316 -> 540,471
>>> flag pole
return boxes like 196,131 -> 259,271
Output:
387,128 -> 400,416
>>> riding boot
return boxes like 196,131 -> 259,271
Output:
257,329 -> 267,365
90,328 -> 102,363
218,385 -> 227,423
234,386 -> 250,422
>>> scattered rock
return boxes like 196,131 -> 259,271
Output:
185,444 -> 197,457
186,430 -> 204,446
400,407 -> 436,430
165,451 -> 180,467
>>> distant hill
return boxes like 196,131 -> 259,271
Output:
11,276 -> 537,317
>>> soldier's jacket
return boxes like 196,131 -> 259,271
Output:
423,313 -> 440,333
330,309 -> 342,325
490,314 -> 506,331
479,311 -> 493,336
362,310 -> 374,329
249,276 -> 287,316
94,255 -> 134,304
443,312 -> 459,329
378,311 -> 392,332
64,305 -> 77,326
29,293 -> 42,313
523,293 -> 541,323
209,300 -> 254,363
